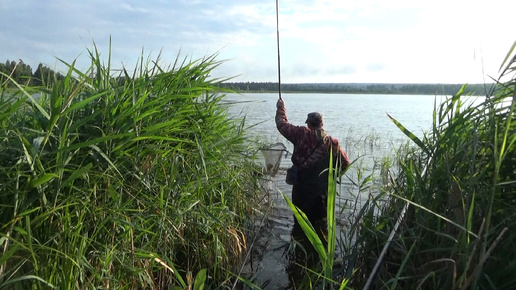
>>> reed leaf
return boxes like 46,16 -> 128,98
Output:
283,193 -> 327,262
386,112 -> 429,155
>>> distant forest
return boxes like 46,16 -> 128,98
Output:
221,82 -> 494,95
0,59 -> 65,87
1,59 -> 493,96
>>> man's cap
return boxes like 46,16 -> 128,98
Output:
306,112 -> 323,126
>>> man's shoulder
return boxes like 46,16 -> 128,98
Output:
325,135 -> 341,145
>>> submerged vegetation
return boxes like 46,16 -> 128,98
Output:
0,46 -> 263,288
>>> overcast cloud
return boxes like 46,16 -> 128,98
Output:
1,0 -> 514,83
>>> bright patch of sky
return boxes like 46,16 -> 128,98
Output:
1,0 -> 514,83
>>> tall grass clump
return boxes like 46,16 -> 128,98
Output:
350,41 -> 516,289
0,44 -> 262,289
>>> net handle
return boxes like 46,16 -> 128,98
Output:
275,0 -> 282,100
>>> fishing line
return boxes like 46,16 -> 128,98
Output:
275,0 -> 282,100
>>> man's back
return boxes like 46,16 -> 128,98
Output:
275,99 -> 350,172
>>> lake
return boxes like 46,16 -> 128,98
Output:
224,93 -> 457,165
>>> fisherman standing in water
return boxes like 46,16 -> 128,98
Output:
275,97 -> 350,283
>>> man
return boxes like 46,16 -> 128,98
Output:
276,97 -> 350,269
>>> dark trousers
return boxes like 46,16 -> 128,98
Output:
286,181 -> 329,286
291,181 -> 328,245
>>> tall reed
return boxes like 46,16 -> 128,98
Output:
0,43 -> 262,288
351,41 -> 516,289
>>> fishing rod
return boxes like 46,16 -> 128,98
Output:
276,0 -> 282,100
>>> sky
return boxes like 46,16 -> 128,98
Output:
1,0 -> 515,84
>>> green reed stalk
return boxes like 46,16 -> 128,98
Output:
351,40 -> 516,289
0,42 -> 262,288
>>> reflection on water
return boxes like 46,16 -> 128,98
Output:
243,175 -> 293,289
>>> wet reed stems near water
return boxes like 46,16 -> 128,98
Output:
0,43 -> 262,288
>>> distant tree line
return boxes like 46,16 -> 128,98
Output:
221,81 -> 493,96
1,59 -> 492,96
0,59 -> 64,87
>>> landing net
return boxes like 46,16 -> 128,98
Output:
260,142 -> 286,177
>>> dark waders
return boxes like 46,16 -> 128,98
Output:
286,156 -> 331,286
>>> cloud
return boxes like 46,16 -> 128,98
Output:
1,0 -> 515,83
